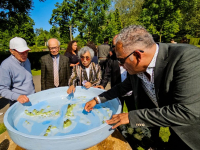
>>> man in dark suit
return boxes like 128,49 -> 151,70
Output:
95,35 -> 135,111
41,38 -> 70,90
85,25 -> 200,149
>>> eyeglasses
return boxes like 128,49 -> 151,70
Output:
117,50 -> 144,65
81,56 -> 90,61
49,46 -> 59,50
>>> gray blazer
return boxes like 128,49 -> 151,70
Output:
41,54 -> 70,90
97,43 -> 110,58
99,43 -> 200,149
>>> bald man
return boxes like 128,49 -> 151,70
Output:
41,38 -> 70,90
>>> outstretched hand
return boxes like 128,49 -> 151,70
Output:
67,85 -> 76,94
106,113 -> 129,129
17,95 -> 29,103
84,99 -> 97,112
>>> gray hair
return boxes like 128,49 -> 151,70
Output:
116,25 -> 155,53
47,38 -> 60,46
78,46 -> 94,59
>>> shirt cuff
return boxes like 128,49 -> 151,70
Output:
11,93 -> 20,101
96,96 -> 101,103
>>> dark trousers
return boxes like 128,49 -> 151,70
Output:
99,59 -> 107,77
9,100 -> 17,107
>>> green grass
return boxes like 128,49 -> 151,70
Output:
123,101 -> 128,113
31,69 -> 41,76
0,123 -> 7,134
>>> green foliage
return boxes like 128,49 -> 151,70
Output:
177,0 -> 200,37
0,123 -> 7,134
98,9 -> 122,44
59,50 -> 66,55
31,69 -> 41,76
60,44 -> 68,50
114,0 -> 144,28
49,0 -> 77,43
29,45 -> 47,52
140,0 -> 183,42
159,127 -> 170,142
119,124 -> 152,149
0,14 -> 35,50
123,101 -> 128,113
189,38 -> 200,45
50,0 -> 113,44
137,146 -> 144,150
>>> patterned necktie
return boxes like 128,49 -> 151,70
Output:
54,56 -> 59,87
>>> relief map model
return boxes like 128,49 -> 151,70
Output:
13,95 -> 113,137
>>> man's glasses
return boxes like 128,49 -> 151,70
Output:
49,46 -> 59,50
117,50 -> 144,65
81,56 -> 90,61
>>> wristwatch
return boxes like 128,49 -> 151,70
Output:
93,97 -> 99,104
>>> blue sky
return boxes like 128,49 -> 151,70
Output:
30,0 -> 79,37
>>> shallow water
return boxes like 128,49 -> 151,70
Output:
14,96 -> 113,137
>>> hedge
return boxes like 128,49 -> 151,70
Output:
0,50 -> 66,70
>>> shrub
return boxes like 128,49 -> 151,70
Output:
0,123 -> 7,134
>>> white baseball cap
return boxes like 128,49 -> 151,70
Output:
9,37 -> 30,52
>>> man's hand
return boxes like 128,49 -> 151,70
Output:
106,113 -> 129,129
93,85 -> 104,89
84,99 -> 97,112
84,82 -> 92,89
17,95 -> 29,104
67,85 -> 76,94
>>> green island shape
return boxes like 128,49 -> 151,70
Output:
43,125 -> 57,136
65,104 -> 76,117
63,119 -> 72,128
25,108 -> 60,117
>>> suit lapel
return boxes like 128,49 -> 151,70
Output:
154,43 -> 169,104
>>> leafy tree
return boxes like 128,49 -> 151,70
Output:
49,0 -> 78,44
177,0 -> 200,38
114,0 -> 144,28
50,0 -> 111,44
140,0 -> 183,42
35,28 -> 50,47
77,0 -> 111,43
10,14 -> 35,46
0,14 -> 35,50
97,9 -> 122,45
0,0 -> 45,30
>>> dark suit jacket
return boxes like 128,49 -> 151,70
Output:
41,54 -> 70,90
99,43 -> 200,149
101,57 -> 135,111
101,58 -> 121,88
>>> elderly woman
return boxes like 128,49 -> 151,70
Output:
67,46 -> 101,94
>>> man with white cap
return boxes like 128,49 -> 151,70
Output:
0,37 -> 35,106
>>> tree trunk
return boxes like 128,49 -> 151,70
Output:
70,25 -> 72,41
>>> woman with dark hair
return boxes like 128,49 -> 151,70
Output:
86,41 -> 98,64
64,40 -> 80,71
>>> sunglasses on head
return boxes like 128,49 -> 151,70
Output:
81,56 -> 90,61
117,50 -> 144,65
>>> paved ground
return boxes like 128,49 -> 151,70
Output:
0,75 -> 110,123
